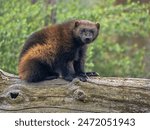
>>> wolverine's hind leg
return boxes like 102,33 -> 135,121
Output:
45,72 -> 59,80
19,59 -> 58,82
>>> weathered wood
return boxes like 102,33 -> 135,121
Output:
0,69 -> 150,113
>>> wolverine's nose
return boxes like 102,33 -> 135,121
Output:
85,38 -> 91,43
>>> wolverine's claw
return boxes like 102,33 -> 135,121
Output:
79,77 -> 88,82
76,72 -> 89,82
86,72 -> 99,76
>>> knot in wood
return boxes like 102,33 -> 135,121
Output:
3,84 -> 26,104
73,89 -> 87,102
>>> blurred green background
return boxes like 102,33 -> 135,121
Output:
0,0 -> 150,78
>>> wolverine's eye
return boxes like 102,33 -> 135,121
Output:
90,30 -> 94,34
80,29 -> 86,35
82,29 -> 86,32
81,29 -> 86,33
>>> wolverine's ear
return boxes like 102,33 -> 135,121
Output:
75,21 -> 80,28
96,23 -> 100,30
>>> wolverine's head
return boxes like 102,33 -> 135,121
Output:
73,20 -> 100,45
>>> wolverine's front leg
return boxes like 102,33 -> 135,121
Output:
74,46 -> 99,81
61,61 -> 75,81
74,60 -> 88,82
74,46 -> 88,81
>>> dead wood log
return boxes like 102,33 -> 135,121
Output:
0,69 -> 150,113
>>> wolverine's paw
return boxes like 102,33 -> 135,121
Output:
85,72 -> 99,76
76,72 -> 89,82
78,76 -> 88,82
63,75 -> 74,81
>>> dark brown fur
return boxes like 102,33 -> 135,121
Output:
18,20 -> 100,82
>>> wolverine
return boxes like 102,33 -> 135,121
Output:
18,20 -> 100,82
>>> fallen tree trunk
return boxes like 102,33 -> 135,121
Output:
0,69 -> 150,113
